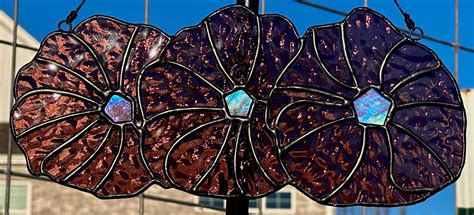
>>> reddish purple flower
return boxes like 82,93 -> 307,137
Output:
267,8 -> 466,206
139,5 -> 300,197
11,16 -> 169,198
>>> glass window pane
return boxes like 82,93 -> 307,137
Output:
0,185 -> 28,210
249,199 -> 258,208
266,202 -> 277,208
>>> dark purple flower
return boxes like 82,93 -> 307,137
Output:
140,5 -> 301,197
11,16 -> 169,198
268,8 -> 465,206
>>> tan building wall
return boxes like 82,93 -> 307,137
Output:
0,10 -> 39,123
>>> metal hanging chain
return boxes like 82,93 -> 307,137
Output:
394,0 -> 424,40
58,0 -> 87,31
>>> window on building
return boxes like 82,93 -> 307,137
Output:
198,197 -> 225,209
196,188 -> 295,213
0,184 -> 30,215
266,192 -> 292,209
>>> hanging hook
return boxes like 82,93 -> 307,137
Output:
58,0 -> 87,32
394,0 -> 424,41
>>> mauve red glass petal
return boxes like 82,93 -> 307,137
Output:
74,17 -> 135,90
16,114 -> 100,174
284,121 -> 363,201
67,128 -> 121,191
267,88 -> 345,129
197,130 -> 241,196
313,25 -> 356,87
140,64 -> 222,117
392,106 -> 464,176
278,30 -> 357,99
38,33 -> 108,91
249,106 -> 287,185
123,26 -> 169,97
96,127 -> 153,197
12,93 -> 97,135
42,122 -> 110,180
16,60 -> 104,102
164,26 -> 232,92
166,120 -> 230,191
236,126 -> 276,197
247,15 -> 301,99
277,103 -> 353,147
391,67 -> 462,105
382,42 -> 439,93
206,6 -> 258,85
344,9 -> 403,88
143,111 -> 225,187
388,125 -> 451,190
327,129 -> 429,205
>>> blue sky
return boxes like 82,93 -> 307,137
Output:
0,0 -> 472,214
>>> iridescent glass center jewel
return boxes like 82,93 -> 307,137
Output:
353,89 -> 391,126
104,95 -> 132,123
225,89 -> 253,118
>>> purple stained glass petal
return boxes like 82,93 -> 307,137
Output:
268,7 -> 466,206
104,95 -> 132,123
11,16 -> 169,199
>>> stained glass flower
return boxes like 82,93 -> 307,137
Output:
11,16 -> 169,198
139,5 -> 300,197
267,8 -> 466,206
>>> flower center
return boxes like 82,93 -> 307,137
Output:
224,89 -> 254,119
104,95 -> 133,123
353,89 -> 391,126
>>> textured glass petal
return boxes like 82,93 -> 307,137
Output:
166,120 -> 231,191
327,129 -> 429,205
392,106 -> 464,176
143,111 -> 225,187
313,25 -> 356,87
37,33 -> 109,91
283,121 -> 363,201
249,106 -> 288,184
382,42 -> 439,93
278,29 -> 358,99
164,26 -> 233,92
391,67 -> 462,105
344,9 -> 403,88
74,17 -> 135,90
389,125 -> 451,190
16,60 -> 104,102
123,26 -> 169,97
247,15 -> 301,99
95,127 -> 153,197
12,93 -> 98,135
207,6 -> 258,85
11,16 -> 169,199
